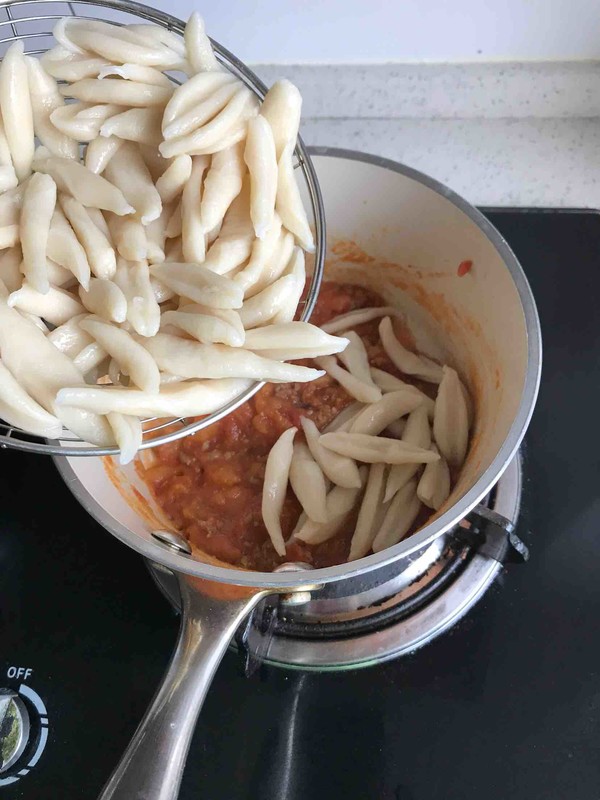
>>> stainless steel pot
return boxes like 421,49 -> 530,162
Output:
55,149 -> 541,800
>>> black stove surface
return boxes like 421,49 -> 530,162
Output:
1,209 -> 599,800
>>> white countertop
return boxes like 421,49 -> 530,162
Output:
254,62 -> 600,209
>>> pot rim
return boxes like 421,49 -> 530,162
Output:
54,147 -> 542,589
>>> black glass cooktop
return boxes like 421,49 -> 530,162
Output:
1,209 -> 599,800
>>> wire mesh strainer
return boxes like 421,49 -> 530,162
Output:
0,0 -> 326,456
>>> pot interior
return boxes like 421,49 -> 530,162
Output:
56,150 -> 540,587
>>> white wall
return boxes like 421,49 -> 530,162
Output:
157,0 -> 600,63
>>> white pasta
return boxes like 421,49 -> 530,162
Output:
145,204 -> 171,265
43,258 -> 74,288
433,365 -> 470,467
322,306 -> 401,334
234,215 -> 283,294
185,125 -> 247,157
301,416 -> 362,489
372,479 -> 421,553
314,355 -> 382,404
349,462 -> 387,560
272,246 -> 305,324
262,426 -> 296,556
34,154 -> 133,216
289,442 -> 328,523
0,225 -> 19,249
79,317 -> 160,393
85,135 -> 122,175
162,82 -> 240,140
161,308 -> 244,347
47,313 -> 92,357
0,183 -> 24,227
276,142 -> 314,251
115,260 -> 160,338
249,231 -> 296,299
47,207 -> 91,290
56,378 -> 252,417
60,195 -> 116,280
0,247 -> 22,293
40,44 -> 107,82
293,474 -> 366,546
417,444 -> 451,511
0,15 -> 328,455
198,179 -> 253,275
21,172 -> 56,294
163,72 -> 235,128
79,278 -> 127,324
107,412 -> 143,466
0,117 -> 17,191
98,63 -> 173,88
181,155 -> 210,263
165,199 -> 182,240
0,284 -> 113,445
54,19 -> 185,70
40,47 -> 108,82
138,143 -> 169,183
150,261 -> 243,309
244,115 -> 277,239
72,341 -> 108,377
324,402 -> 365,433
8,284 -> 83,326
370,367 -> 435,418
104,143 -> 162,224
184,11 -> 220,74
385,419 -> 406,439
0,43 -> 35,182
338,331 -> 377,387
125,25 -> 187,58
50,103 -> 124,143
319,431 -> 439,465
100,107 -> 164,146
61,78 -> 172,108
164,237 -> 184,262
141,334 -> 324,383
160,88 -> 257,159
260,80 -> 302,160
26,57 -> 78,160
379,316 -> 443,383
244,321 -> 348,361
384,404 -> 432,503
106,213 -> 147,262
156,155 -> 193,204
350,390 -> 424,436
200,142 -> 245,233
0,359 -> 63,438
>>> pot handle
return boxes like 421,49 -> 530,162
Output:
98,577 -> 268,800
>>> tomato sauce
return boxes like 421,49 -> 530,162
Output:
140,281 -> 435,571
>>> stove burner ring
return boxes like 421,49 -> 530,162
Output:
273,538 -> 473,641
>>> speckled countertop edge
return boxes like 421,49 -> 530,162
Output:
253,62 -> 600,208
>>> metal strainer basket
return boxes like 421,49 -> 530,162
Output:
0,0 -> 326,456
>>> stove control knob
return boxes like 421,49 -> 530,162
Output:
0,690 -> 30,773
